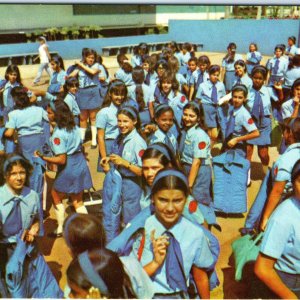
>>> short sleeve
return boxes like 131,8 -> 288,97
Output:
267,87 -> 279,102
133,140 -> 147,167
5,111 -> 17,129
260,210 -> 292,259
192,135 -> 210,159
241,111 -> 257,133
96,109 -> 108,129
51,130 -> 67,155
275,161 -> 291,182
281,101 -> 294,120
195,84 -> 203,100
193,230 -> 214,269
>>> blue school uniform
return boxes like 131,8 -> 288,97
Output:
115,68 -> 134,86
191,70 -> 209,93
98,64 -> 109,99
110,128 -> 147,224
64,92 -> 80,125
174,52 -> 184,66
222,53 -> 243,91
152,88 -> 189,126
145,71 -> 159,89
260,197 -> 300,297
47,70 -> 66,95
196,80 -> 227,137
131,55 -> 142,68
284,67 -> 300,88
286,44 -> 298,56
225,105 -> 257,156
175,73 -> 187,92
232,74 -> 253,95
281,98 -> 299,120
51,126 -> 92,194
266,56 -> 289,86
179,125 -> 216,225
130,215 -> 214,295
77,62 -> 102,110
246,86 -> 277,145
148,128 -> 178,155
2,81 -> 20,122
246,51 -> 262,75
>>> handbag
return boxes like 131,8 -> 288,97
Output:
231,232 -> 264,281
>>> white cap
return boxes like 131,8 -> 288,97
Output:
38,36 -> 46,42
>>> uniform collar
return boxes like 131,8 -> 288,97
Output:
156,128 -> 169,139
166,90 -> 175,101
186,124 -> 198,134
110,102 -> 119,112
2,184 -> 30,205
123,128 -> 137,143
284,142 -> 300,153
207,80 -> 219,89
233,105 -> 243,116
148,214 -> 183,237
68,92 -> 76,99
252,85 -> 267,95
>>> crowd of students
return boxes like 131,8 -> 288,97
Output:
0,36 -> 299,298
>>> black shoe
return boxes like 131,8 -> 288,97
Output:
47,230 -> 63,238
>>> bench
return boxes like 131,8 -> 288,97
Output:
101,41 -> 204,57
0,51 -> 58,67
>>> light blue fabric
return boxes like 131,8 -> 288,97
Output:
246,51 -> 262,74
78,62 -> 100,88
212,150 -> 250,213
260,197 -> 300,274
47,70 -> 66,94
95,103 -> 119,139
50,126 -> 82,155
222,53 -> 243,71
266,56 -> 289,85
102,168 -> 123,243
284,67 -> 300,88
6,106 -> 48,137
195,80 -> 226,105
131,55 -> 142,68
64,93 -> 80,116
115,68 -> 134,86
281,99 -> 299,120
127,83 -> 152,105
148,128 -> 178,155
232,74 -> 253,94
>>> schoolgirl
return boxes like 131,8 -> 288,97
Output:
0,154 -> 63,298
223,84 -> 260,157
186,57 -> 198,100
195,65 -> 227,145
147,104 -> 178,155
47,54 -> 66,96
281,78 -> 300,121
62,78 -> 81,125
283,54 -> 300,99
127,66 -> 151,127
101,106 -> 147,224
254,158 -> 300,299
168,41 -> 183,66
232,60 -> 253,95
221,42 -> 243,92
63,213 -> 154,299
178,42 -> 193,77
246,66 -> 280,175
0,65 -> 23,122
259,117 -> 300,231
67,247 -> 138,299
179,102 -> 217,225
96,80 -> 127,172
69,48 -> 101,148
167,56 -> 188,95
115,53 -> 134,86
131,42 -> 149,68
129,169 -> 214,298
149,71 -> 188,126
245,43 -> 262,75
266,44 -> 289,86
36,101 -> 92,237
190,55 -> 210,101
142,54 -> 159,88
285,35 -> 298,59
96,54 -> 110,101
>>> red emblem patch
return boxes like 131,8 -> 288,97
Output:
274,167 -> 278,176
198,142 -> 206,150
189,200 -> 198,213
248,118 -> 254,125
181,95 -> 186,103
139,149 -> 145,157
53,138 -> 60,145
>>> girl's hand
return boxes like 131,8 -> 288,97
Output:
25,222 -> 40,243
143,124 -> 157,134
86,287 -> 104,299
227,137 -> 238,148
273,81 -> 283,90
109,154 -> 126,166
100,157 -> 110,172
34,150 -> 43,158
150,229 -> 169,267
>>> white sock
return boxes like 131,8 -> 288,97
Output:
76,205 -> 88,214
80,127 -> 87,142
247,169 -> 251,186
91,125 -> 97,146
262,164 -> 269,176
54,203 -> 65,234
